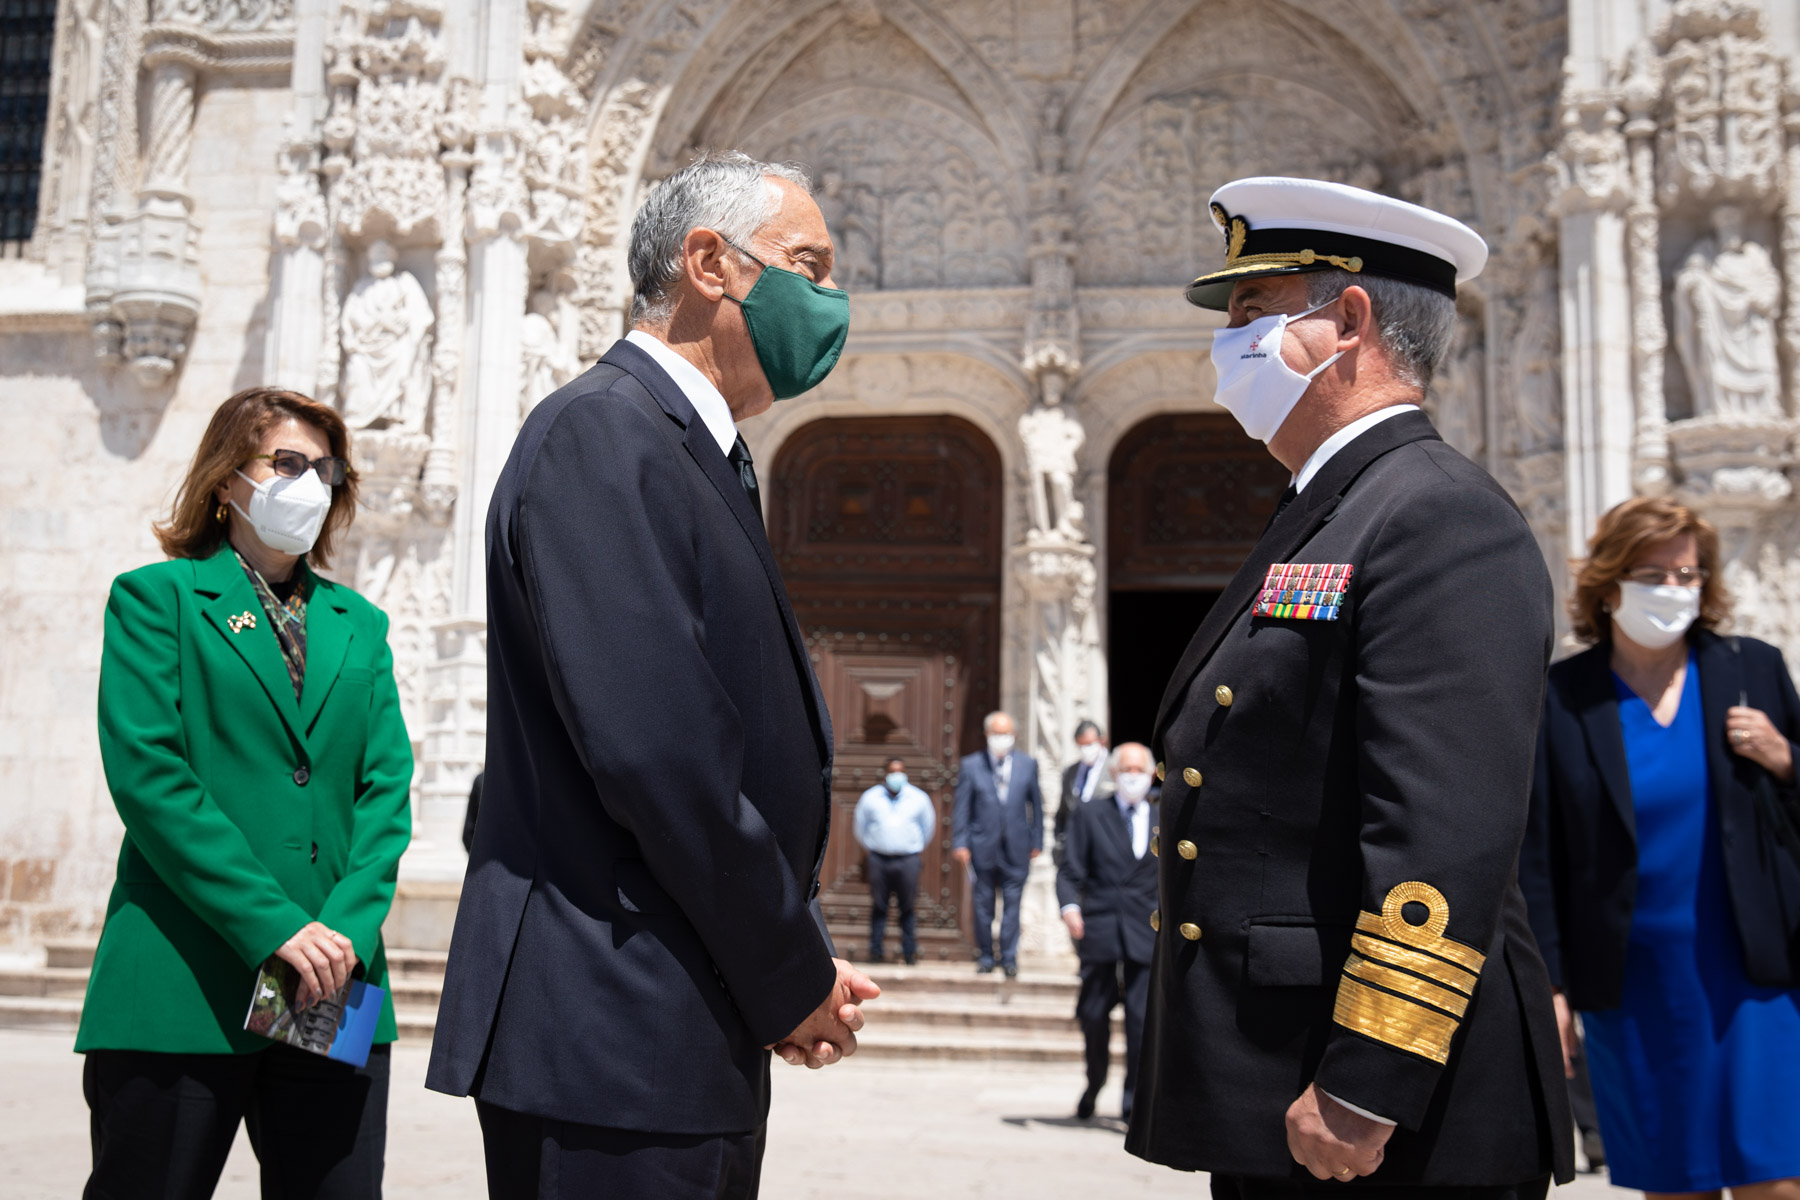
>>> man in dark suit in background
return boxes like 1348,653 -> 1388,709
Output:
426,152 -> 877,1199
1052,719 -> 1108,867
1058,741 -> 1159,1122
951,710 -> 1043,977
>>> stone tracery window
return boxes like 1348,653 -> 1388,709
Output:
0,0 -> 55,253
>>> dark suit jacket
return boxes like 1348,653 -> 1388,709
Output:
951,750 -> 1042,875
1520,630 -> 1800,1010
1126,411 -> 1573,1185
425,340 -> 836,1136
1056,791 -> 1157,966
1052,759 -> 1105,866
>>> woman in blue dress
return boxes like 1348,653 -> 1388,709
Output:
1522,496 -> 1800,1200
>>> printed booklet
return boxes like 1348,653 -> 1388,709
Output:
244,956 -> 384,1068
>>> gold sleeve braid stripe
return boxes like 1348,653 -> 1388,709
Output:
1350,933 -> 1479,994
1342,953 -> 1470,1018
1333,975 -> 1462,1065
1333,883 -> 1486,1065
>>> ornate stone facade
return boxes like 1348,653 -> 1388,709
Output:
2,0 -> 1797,958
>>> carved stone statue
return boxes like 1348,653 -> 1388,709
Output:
816,170 -> 880,291
520,288 -> 580,416
1019,404 -> 1086,541
1672,206 -> 1782,421
340,239 -> 435,431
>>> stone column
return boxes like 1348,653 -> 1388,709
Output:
1549,87 -> 1636,560
263,0 -> 329,394
1621,47 -> 1670,494
1781,81 -> 1800,415
400,0 -> 529,899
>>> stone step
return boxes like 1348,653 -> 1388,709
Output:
43,940 -> 99,971
0,995 -> 83,1030
0,966 -> 91,999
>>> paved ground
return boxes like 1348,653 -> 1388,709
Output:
1,1028 -> 1629,1199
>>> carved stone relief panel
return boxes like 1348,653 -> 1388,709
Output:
1073,4 -> 1416,287
687,14 -> 1027,290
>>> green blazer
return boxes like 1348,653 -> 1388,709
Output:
77,545 -> 413,1055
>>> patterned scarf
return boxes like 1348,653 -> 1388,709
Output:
236,551 -> 310,700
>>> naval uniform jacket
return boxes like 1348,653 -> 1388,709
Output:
1521,630 -> 1800,1010
425,339 -> 837,1136
80,546 -> 413,1054
1125,411 -> 1574,1185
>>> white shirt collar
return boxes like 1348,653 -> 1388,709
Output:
1292,404 -> 1419,494
625,330 -> 738,457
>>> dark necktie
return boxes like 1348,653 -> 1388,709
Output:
1074,762 -> 1091,801
728,435 -> 762,526
1121,802 -> 1138,854
1260,483 -> 1298,538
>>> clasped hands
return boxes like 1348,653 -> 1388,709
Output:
276,920 -> 358,1010
1286,1084 -> 1392,1182
768,958 -> 881,1069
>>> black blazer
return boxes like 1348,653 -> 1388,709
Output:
1052,759 -> 1105,865
1126,412 -> 1573,1185
425,340 -> 836,1136
951,750 -> 1043,874
1056,791 -> 1157,965
1521,630 -> 1800,1010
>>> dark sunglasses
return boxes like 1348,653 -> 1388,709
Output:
248,449 -> 349,487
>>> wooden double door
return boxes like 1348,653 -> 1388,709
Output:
768,417 -> 1002,962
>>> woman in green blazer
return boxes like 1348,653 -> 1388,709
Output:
79,387 -> 413,1199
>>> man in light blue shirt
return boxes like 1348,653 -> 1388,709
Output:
853,757 -> 937,965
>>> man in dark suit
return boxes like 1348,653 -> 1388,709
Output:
1057,741 -> 1158,1122
1052,719 -> 1108,867
1127,177 -> 1574,1195
951,710 -> 1043,976
425,152 -> 876,1199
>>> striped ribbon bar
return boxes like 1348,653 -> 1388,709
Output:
1252,562 -> 1353,620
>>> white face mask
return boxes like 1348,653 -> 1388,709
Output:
1611,580 -> 1699,650
987,734 -> 1015,760
1208,298 -> 1345,442
1078,741 -> 1105,766
1115,771 -> 1152,803
232,468 -> 331,556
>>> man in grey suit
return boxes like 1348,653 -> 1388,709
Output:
951,711 -> 1044,976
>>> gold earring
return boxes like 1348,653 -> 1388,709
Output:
216,502 -> 229,524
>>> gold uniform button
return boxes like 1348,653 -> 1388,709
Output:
1215,685 -> 1234,707
1179,922 -> 1202,941
1150,909 -> 1161,932
1155,762 -> 1166,781
1150,835 -> 1159,858
1177,839 -> 1197,860
1182,767 -> 1203,788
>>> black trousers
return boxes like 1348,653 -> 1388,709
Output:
970,863 -> 1027,967
865,851 -> 922,960
1075,957 -> 1149,1113
476,1100 -> 764,1200
83,1043 -> 390,1200
1211,1174 -> 1552,1200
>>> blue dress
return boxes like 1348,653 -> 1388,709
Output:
1582,654 -> 1800,1190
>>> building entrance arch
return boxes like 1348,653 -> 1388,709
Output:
768,415 -> 1004,962
1105,414 -> 1288,744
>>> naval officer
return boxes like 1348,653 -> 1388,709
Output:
1125,177 -> 1575,1196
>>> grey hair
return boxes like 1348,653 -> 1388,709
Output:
1107,742 -> 1152,774
628,151 -> 814,326
1073,719 -> 1104,742
982,711 -> 1012,735
1305,270 -> 1457,391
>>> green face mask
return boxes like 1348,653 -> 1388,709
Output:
723,241 -> 851,400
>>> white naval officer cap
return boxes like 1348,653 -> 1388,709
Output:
1184,176 -> 1489,311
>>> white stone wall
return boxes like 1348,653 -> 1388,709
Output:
5,0 -> 1799,955
0,81 -> 292,951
